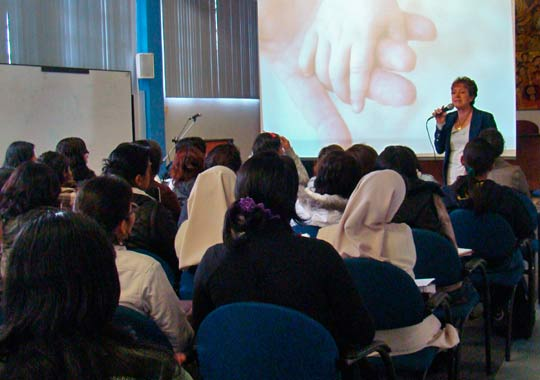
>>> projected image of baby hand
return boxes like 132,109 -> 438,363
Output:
298,0 -> 437,111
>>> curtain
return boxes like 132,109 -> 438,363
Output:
162,0 -> 259,98
0,0 -> 136,72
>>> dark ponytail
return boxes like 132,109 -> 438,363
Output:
462,138 -> 496,214
223,197 -> 279,249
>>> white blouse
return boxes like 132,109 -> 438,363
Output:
447,124 -> 470,185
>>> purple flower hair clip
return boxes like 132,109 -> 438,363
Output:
238,197 -> 279,219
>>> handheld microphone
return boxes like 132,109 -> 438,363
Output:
427,103 -> 454,121
189,113 -> 202,121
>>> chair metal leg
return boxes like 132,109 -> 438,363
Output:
450,346 -> 458,380
505,285 -> 518,362
481,269 -> 492,374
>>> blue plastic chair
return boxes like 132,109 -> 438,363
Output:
195,302 -> 395,380
450,209 -> 525,361
511,191 -> 538,333
113,305 -> 172,350
131,248 -> 176,289
179,266 -> 196,300
412,228 -> 491,375
344,258 -> 456,380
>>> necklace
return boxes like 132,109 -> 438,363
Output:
453,110 -> 472,132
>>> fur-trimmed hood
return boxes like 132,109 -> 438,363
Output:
295,185 -> 348,227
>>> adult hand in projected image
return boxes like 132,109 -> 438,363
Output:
298,0 -> 437,112
259,0 -> 354,146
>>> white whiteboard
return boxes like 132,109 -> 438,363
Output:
0,64 -> 133,173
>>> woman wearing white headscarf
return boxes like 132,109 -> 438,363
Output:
175,166 -> 236,270
318,169 -> 416,278
319,170 -> 458,355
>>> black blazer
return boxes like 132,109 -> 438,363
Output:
434,107 -> 496,185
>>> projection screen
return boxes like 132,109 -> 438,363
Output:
258,0 -> 516,157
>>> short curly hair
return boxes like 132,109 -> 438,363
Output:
452,76 -> 478,105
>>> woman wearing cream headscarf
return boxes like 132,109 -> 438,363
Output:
175,166 -> 236,270
318,169 -> 416,278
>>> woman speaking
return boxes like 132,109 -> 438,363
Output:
433,76 -> 497,185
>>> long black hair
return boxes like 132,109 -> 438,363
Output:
224,152 -> 299,248
454,137 -> 496,214
56,137 -> 96,183
0,210 -> 176,379
3,141 -> 35,169
0,162 -> 60,221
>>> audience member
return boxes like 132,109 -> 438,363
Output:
103,143 -> 179,279
37,151 -> 76,210
2,141 -> 35,169
346,143 -> 378,178
312,144 -> 343,177
192,152 -> 375,354
318,170 -> 417,278
169,144 -> 205,214
0,168 -> 13,193
0,161 -> 60,246
376,145 -> 457,246
251,132 -> 310,185
296,150 -> 360,227
0,162 -> 60,283
75,176 -> 194,359
175,137 -> 206,156
56,137 -> 96,185
175,165 -> 236,269
444,138 -> 534,241
204,143 -> 242,173
135,139 -> 181,221
0,209 -> 191,379
478,128 -> 530,195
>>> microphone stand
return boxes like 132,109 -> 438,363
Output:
162,116 -> 198,166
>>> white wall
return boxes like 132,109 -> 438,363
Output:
164,98 -> 260,161
517,110 -> 540,127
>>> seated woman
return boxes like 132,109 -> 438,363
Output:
176,143 -> 241,226
251,132 -> 310,186
346,143 -> 378,178
192,152 -> 375,354
0,162 -> 60,281
37,151 -> 76,210
295,150 -> 360,227
0,209 -> 191,379
175,165 -> 236,271
0,141 -> 36,190
444,137 -> 535,242
478,128 -> 530,196
75,175 -> 194,357
169,140 -> 205,215
318,170 -> 417,278
2,141 -> 35,169
304,144 -> 344,189
56,137 -> 96,186
376,145 -> 457,247
135,139 -> 182,221
103,143 -> 179,279
204,142 -> 242,173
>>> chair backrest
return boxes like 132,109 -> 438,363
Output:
196,302 -> 339,380
450,209 -> 516,262
131,247 -> 176,288
113,305 -> 172,350
344,258 -> 425,330
412,228 -> 462,287
513,191 -> 538,234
